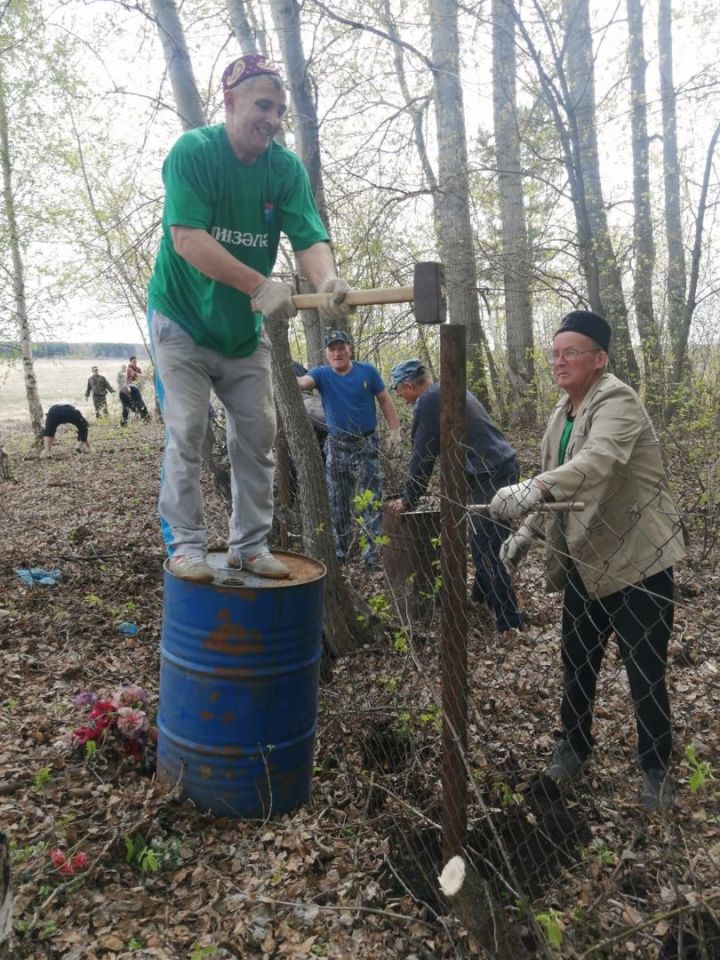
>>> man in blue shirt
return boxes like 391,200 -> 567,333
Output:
297,331 -> 401,568
386,359 -> 523,632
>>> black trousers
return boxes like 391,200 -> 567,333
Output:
469,457 -> 523,632
561,565 -> 674,772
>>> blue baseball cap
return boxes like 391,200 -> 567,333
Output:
391,358 -> 425,389
324,330 -> 353,347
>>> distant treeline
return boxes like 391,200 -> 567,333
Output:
0,343 -> 149,360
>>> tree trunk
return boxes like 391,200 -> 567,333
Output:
0,447 -> 11,482
265,319 -> 378,657
492,0 -> 535,424
626,0 -> 662,404
563,0 -> 639,387
659,0 -> 688,389
678,123 -> 720,385
267,0 -> 330,365
0,70 -> 44,440
429,0 -> 490,405
226,0 -> 260,54
149,0 -> 206,130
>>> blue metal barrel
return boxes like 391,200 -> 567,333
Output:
158,551 -> 325,818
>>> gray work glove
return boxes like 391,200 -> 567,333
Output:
250,278 -> 298,323
489,478 -> 545,521
499,522 -> 536,575
318,277 -> 351,323
387,428 -> 402,456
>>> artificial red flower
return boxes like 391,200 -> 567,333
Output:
71,851 -> 89,869
88,700 -> 116,720
50,849 -> 67,868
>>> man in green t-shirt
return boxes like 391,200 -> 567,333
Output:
148,54 -> 349,583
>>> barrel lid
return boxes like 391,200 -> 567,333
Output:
164,550 -> 325,589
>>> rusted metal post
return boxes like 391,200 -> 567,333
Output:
440,323 -> 468,862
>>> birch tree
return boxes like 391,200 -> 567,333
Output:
659,0 -> 687,388
492,0 -> 535,423
0,65 -> 44,438
562,0 -> 639,386
429,0 -> 489,403
626,0 -> 662,398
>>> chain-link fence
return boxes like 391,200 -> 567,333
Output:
285,327 -> 720,958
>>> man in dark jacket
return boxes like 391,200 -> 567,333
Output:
386,359 -> 523,632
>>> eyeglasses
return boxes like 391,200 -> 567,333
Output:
550,348 -> 601,362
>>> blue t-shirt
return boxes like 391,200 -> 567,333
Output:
307,361 -> 385,437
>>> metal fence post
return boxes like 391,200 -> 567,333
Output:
440,322 -> 468,861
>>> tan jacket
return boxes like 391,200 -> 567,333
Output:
530,372 -> 686,598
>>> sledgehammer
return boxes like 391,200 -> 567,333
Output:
292,261 -> 446,325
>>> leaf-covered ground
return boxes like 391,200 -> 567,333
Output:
1,417 -> 719,959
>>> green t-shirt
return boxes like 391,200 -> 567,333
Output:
148,125 -> 330,357
558,415 -> 575,465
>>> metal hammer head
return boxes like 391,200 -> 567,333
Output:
413,261 -> 446,325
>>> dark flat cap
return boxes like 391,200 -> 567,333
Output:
555,310 -> 611,351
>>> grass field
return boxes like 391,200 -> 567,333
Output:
0,357 -> 155,432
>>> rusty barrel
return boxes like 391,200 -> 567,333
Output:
157,551 -> 325,818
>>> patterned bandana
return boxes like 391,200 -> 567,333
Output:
222,55 -> 282,91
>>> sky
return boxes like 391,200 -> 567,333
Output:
20,0 -> 720,345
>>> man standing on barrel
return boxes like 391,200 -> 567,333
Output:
386,359 -> 524,633
147,54 -> 349,582
489,311 -> 686,812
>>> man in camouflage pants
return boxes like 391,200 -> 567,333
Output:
296,331 -> 401,568
85,366 -> 115,418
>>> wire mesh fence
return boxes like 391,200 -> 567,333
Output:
278,338 -> 720,958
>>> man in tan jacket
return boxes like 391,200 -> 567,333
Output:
489,311 -> 686,813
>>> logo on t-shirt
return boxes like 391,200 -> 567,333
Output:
211,226 -> 269,248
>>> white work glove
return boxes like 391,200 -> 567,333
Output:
250,278 -> 298,323
488,478 -> 545,521
499,523 -> 536,575
318,277 -> 351,323
388,428 -> 402,455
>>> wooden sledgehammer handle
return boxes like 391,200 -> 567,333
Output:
292,286 -> 414,310
468,502 -> 586,514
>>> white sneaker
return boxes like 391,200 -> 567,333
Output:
167,555 -> 214,583
227,550 -> 290,580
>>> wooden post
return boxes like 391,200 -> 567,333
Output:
440,323 -> 468,862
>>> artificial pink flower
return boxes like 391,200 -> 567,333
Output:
116,707 -> 148,737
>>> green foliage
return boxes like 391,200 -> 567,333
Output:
685,744 -> 714,793
10,839 -> 47,866
392,629 -> 409,654
492,781 -> 517,807
124,833 -> 182,874
419,704 -> 442,732
535,909 -> 564,948
33,766 -> 51,791
190,946 -> 217,960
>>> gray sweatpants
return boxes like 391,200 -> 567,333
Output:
151,310 -> 276,558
